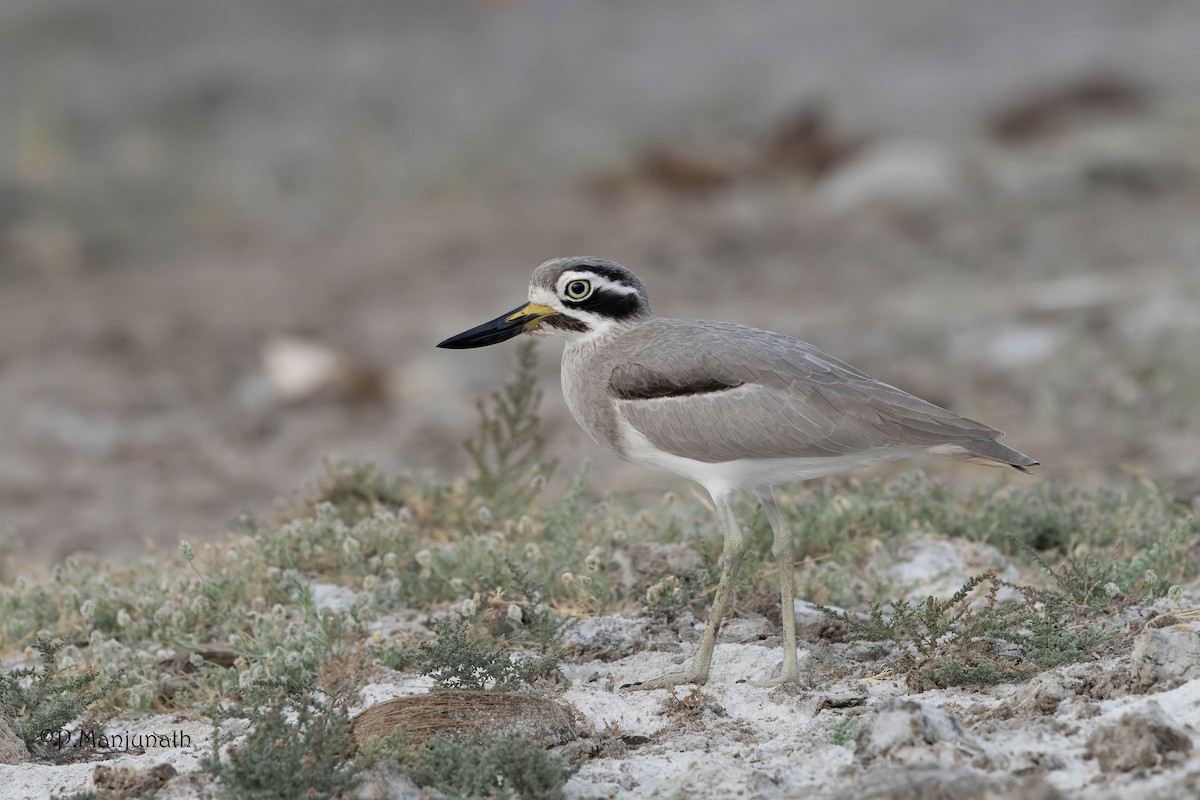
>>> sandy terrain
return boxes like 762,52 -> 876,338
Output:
3,5 -> 1200,799
6,600 -> 1200,799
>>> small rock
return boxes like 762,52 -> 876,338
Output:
366,610 -> 435,640
1131,624 -> 1200,692
1022,274 -> 1119,316
261,335 -> 387,405
635,145 -> 746,194
991,126 -> 1192,201
1071,660 -> 1131,701
822,766 -> 1062,800
1085,701 -> 1192,773
20,406 -> 121,455
1004,748 -> 1067,775
719,612 -> 773,643
816,141 -> 973,213
868,532 -> 1024,605
0,716 -> 28,764
604,542 -> 702,594
308,581 -> 359,614
984,325 -> 1067,369
760,102 -> 867,179
854,698 -> 987,768
1097,766 -> 1200,800
987,72 -> 1147,141
630,542 -> 703,580
561,614 -> 649,661
808,688 -> 868,713
794,600 -> 848,642
994,672 -> 1070,718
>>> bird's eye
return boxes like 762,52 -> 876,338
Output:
564,279 -> 592,300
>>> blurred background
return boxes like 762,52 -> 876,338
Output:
2,0 -> 1199,560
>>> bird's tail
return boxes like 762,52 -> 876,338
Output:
927,439 -> 1039,473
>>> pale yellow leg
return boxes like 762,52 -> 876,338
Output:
747,489 -> 801,687
623,492 -> 746,689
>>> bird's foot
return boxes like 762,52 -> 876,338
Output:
620,665 -> 708,690
738,664 -> 801,688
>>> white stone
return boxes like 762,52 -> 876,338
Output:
816,141 -> 971,213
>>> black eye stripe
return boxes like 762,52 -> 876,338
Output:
576,287 -> 643,320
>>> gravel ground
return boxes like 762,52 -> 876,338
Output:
6,537 -> 1200,800
4,5 -> 1200,799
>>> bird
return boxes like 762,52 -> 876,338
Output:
437,257 -> 1037,688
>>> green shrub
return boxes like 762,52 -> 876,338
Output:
201,694 -> 357,800
411,731 -> 575,800
0,637 -> 119,758
827,716 -> 857,746
285,460 -> 407,526
464,339 -> 558,521
417,618 -> 561,691
820,571 -> 1112,689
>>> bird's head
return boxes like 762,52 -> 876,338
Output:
436,257 -> 652,349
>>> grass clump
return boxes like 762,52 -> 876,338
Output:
201,686 -> 357,800
827,715 -> 857,746
464,339 -> 558,521
359,728 -> 575,800
742,472 -> 1198,610
769,472 -> 1195,562
284,459 -> 407,526
821,571 -> 1112,690
1033,513 -> 1195,610
411,731 -> 574,800
482,560 -> 571,649
0,637 -> 119,758
640,565 -> 718,622
368,637 -> 421,673
417,618 -> 561,691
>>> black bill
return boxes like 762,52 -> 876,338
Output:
436,302 -> 557,349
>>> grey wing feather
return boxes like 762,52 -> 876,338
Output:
610,319 -> 1035,467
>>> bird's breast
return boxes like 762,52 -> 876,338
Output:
561,340 -> 626,460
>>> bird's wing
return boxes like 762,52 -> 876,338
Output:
609,319 -> 1003,464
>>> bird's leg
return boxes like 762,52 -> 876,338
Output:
623,493 -> 745,689
747,489 -> 801,687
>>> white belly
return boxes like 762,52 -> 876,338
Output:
617,419 -> 923,497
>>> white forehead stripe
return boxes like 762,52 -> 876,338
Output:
558,271 -> 640,296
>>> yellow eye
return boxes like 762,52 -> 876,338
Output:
564,279 -> 592,300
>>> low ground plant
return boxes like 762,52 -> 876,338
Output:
820,570 -> 1114,689
417,617 -> 562,691
201,686 -> 358,800
0,338 -> 1195,791
827,715 -> 857,746
411,731 -> 575,800
0,637 -> 120,759
357,727 -> 575,800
